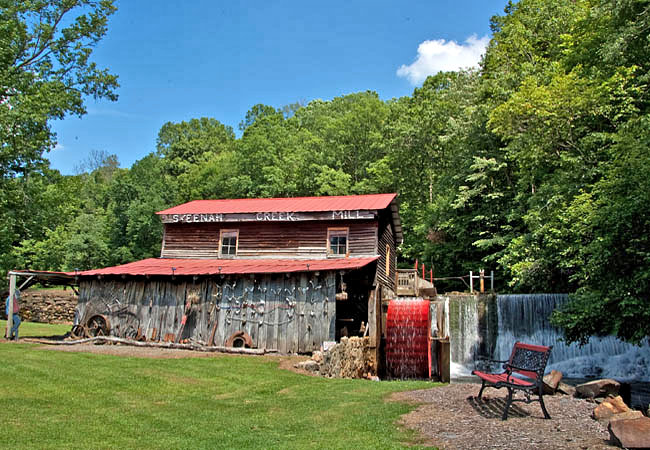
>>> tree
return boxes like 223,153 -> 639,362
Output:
104,153 -> 175,263
156,117 -> 235,178
238,104 -> 277,132
0,0 -> 119,178
0,0 -> 118,283
551,117 -> 650,344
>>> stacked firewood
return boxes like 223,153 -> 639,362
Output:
18,289 -> 77,324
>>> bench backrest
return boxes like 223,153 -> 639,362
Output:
507,342 -> 552,381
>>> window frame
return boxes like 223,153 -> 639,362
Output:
219,229 -> 239,258
327,227 -> 349,257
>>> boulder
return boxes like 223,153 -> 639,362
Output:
542,370 -> 563,394
608,417 -> 650,449
575,379 -> 620,398
556,382 -> 576,396
608,411 -> 644,422
593,396 -> 630,421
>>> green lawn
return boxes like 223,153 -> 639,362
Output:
1,319 -> 71,338
0,322 -> 437,449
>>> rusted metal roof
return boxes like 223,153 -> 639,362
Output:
156,193 -> 397,215
77,257 -> 379,277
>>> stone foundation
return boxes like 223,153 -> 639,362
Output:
2,289 -> 78,324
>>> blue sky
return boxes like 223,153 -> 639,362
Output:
49,0 -> 507,174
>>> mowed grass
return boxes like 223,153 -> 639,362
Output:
1,319 -> 71,338
0,322 -> 436,449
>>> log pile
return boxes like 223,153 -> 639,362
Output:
19,289 -> 77,323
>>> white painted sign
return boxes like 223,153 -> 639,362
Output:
162,210 -> 375,224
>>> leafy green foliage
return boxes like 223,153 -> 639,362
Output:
0,0 -> 118,178
0,0 -> 118,274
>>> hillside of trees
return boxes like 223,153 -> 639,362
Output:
2,0 -> 649,344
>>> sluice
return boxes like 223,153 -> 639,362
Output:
385,299 -> 431,379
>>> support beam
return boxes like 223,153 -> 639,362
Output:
17,276 -> 34,291
6,273 -> 16,339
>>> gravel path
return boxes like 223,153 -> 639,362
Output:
393,383 -> 615,450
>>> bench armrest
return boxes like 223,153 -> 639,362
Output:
505,363 -> 542,377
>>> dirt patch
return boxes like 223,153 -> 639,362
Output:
276,355 -> 313,376
37,342 -> 315,376
39,343 -> 229,359
392,382 -> 615,450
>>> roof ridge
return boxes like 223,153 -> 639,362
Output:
177,193 -> 395,203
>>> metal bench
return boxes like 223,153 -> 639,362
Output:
471,342 -> 553,420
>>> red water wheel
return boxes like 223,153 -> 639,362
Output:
385,299 -> 431,379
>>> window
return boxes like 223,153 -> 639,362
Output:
219,230 -> 238,257
327,228 -> 348,256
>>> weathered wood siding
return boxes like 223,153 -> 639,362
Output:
377,220 -> 396,292
77,272 -> 336,353
161,220 -> 378,259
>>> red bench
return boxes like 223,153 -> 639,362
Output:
472,342 -> 553,420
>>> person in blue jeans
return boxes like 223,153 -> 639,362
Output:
5,290 -> 21,341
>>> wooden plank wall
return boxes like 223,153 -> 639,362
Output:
77,272 -> 337,353
161,221 -> 378,259
376,219 -> 396,293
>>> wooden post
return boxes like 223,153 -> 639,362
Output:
469,271 -> 473,293
490,271 -> 494,292
415,270 -> 419,296
438,338 -> 450,383
6,272 -> 16,339
480,269 -> 485,293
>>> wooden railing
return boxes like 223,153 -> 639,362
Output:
396,269 -> 435,297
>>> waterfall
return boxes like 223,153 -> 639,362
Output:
495,294 -> 650,381
448,295 -> 479,376
446,293 -> 650,381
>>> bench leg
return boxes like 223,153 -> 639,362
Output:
502,387 -> 513,420
539,393 -> 551,419
477,380 -> 487,399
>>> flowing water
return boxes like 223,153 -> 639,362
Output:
385,298 -> 431,378
446,293 -> 650,382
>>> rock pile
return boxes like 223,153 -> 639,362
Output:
18,289 -> 77,323
294,336 -> 377,379
545,372 -> 650,449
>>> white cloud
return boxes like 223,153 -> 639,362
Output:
397,34 -> 490,85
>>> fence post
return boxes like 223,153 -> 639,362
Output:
6,273 -> 16,339
469,271 -> 473,293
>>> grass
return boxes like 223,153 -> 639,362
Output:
1,319 -> 71,338
0,322 -> 438,449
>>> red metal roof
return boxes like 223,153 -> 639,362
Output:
78,257 -> 379,277
156,193 -> 397,215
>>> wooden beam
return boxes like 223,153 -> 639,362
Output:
6,273 -> 15,339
